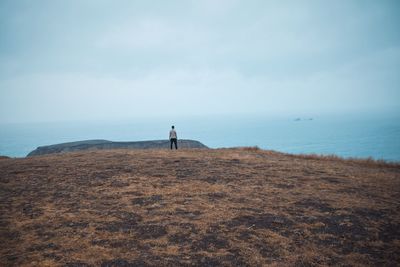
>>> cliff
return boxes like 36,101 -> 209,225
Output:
27,139 -> 208,157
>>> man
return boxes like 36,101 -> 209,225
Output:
169,125 -> 178,150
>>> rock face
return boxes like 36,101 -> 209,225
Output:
27,139 -> 208,157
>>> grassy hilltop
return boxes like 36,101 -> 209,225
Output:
0,148 -> 399,266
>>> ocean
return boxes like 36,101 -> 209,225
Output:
1,114 -> 399,161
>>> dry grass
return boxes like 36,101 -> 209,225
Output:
0,148 -> 399,266
290,153 -> 400,168
236,146 -> 261,152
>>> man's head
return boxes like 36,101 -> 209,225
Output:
171,125 -> 175,129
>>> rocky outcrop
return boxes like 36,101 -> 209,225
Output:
27,139 -> 208,157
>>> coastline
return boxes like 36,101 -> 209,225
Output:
1,114 -> 399,161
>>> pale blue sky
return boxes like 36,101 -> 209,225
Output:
0,0 -> 399,123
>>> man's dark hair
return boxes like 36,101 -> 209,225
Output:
172,125 -> 175,129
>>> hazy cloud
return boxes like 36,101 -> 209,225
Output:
0,0 -> 399,123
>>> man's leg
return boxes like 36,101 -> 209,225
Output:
170,139 -> 173,150
174,139 -> 178,149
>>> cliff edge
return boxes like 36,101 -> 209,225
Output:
27,139 -> 208,157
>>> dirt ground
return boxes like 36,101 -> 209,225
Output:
0,148 -> 399,266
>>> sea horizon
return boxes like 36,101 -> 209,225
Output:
1,112 -> 399,162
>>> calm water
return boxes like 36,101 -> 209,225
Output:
1,114 -> 399,161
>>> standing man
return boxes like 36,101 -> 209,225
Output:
169,125 -> 178,150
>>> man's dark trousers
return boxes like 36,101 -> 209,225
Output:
170,138 -> 178,149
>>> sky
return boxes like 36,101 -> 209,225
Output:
0,0 -> 399,123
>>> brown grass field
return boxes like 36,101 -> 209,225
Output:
0,148 -> 399,266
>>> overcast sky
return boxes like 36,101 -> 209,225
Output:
0,0 -> 399,123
